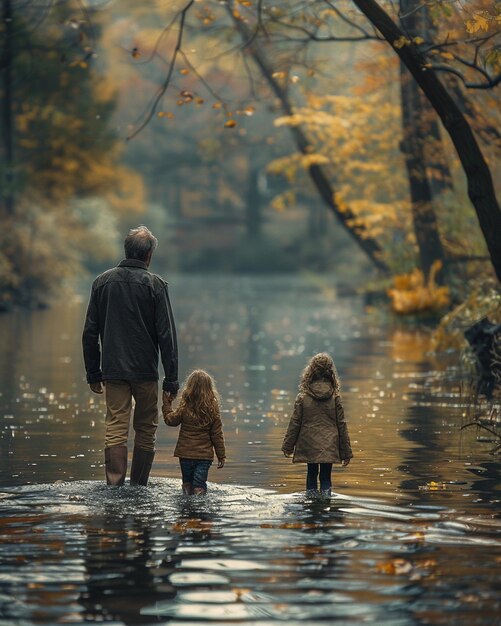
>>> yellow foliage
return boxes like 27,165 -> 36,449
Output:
465,13 -> 490,32
271,190 -> 296,212
393,36 -> 412,49
300,153 -> 330,168
387,261 -> 450,315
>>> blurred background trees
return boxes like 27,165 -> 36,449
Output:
0,0 -> 499,312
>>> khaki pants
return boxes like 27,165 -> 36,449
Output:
104,380 -> 159,451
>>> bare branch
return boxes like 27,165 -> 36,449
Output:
461,421 -> 501,440
430,63 -> 501,90
178,49 -> 228,109
323,0 -> 376,38
126,0 -> 195,141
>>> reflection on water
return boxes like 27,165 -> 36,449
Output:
0,275 -> 500,624
1,481 -> 500,625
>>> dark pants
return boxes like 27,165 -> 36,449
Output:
179,459 -> 212,491
306,463 -> 333,491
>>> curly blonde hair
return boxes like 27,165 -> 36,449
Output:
176,369 -> 220,426
299,352 -> 341,396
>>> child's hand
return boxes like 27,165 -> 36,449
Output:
217,458 -> 225,469
341,458 -> 350,467
163,390 -> 175,404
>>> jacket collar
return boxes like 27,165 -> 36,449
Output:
118,259 -> 149,270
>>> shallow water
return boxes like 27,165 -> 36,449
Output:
0,274 -> 500,625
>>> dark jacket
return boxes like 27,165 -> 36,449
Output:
82,259 -> 179,393
281,380 -> 353,464
163,405 -> 226,462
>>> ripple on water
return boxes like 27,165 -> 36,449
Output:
0,479 -> 500,625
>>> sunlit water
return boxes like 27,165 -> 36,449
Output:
0,274 -> 500,625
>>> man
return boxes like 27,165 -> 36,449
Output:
82,225 -> 178,486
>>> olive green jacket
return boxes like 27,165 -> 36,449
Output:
282,381 -> 353,464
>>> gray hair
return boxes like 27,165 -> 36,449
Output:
124,225 -> 158,261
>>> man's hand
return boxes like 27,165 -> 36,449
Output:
90,382 -> 104,394
283,451 -> 293,458
341,458 -> 351,467
217,458 -> 225,469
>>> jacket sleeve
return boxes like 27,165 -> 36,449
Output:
155,282 -> 179,394
281,395 -> 303,454
335,395 -> 353,460
82,285 -> 102,384
210,410 -> 226,461
163,406 -> 182,427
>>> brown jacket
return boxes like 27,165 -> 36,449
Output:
282,381 -> 353,464
164,405 -> 226,462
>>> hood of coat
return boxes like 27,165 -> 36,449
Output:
306,380 -> 334,400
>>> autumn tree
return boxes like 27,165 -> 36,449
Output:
0,1 -> 144,307
350,0 -> 501,282
121,0 -> 500,283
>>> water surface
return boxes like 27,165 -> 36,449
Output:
0,275 -> 500,624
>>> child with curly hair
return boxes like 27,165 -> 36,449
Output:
282,353 -> 353,497
163,369 -> 225,495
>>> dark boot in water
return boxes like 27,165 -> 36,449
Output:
130,447 -> 155,486
182,483 -> 193,495
104,445 -> 128,486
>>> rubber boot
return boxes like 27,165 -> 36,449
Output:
130,447 -> 155,486
104,445 -> 127,486
182,483 -> 193,495
193,487 -> 206,496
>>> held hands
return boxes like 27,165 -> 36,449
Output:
217,458 -> 225,469
163,390 -> 176,405
283,451 -> 293,458
89,382 -> 105,394
162,391 -> 176,415
341,458 -> 351,467
162,391 -> 176,425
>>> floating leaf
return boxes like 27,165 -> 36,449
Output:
224,119 -> 237,128
377,558 -> 413,575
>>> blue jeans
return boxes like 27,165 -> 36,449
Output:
306,463 -> 332,491
179,459 -> 212,491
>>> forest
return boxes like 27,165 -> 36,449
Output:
1,0 -> 500,332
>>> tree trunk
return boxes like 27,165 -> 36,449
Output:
424,109 -> 454,196
229,9 -> 389,273
1,0 -> 15,216
246,166 -> 262,239
399,0 -> 446,279
400,63 -> 446,279
352,0 -> 501,282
